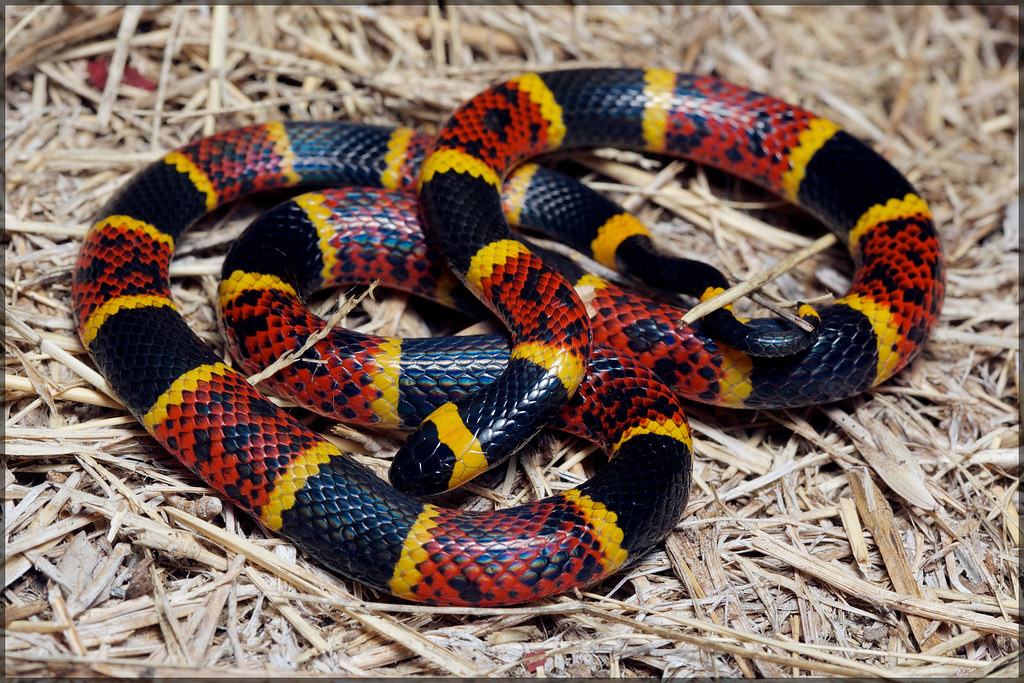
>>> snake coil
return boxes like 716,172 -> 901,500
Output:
72,69 -> 943,605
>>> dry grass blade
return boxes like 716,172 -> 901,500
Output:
847,468 -> 940,649
4,4 -> 1017,677
679,233 -> 838,327
750,535 -> 1018,639
829,406 -> 937,511
245,282 -> 378,386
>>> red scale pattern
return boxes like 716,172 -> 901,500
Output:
554,350 -> 690,450
475,250 -> 591,347
433,82 -> 554,170
317,190 -> 448,298
220,288 -> 395,427
404,498 -> 606,605
147,368 -> 320,514
665,77 -> 817,193
182,124 -> 296,203
851,213 -> 946,362
588,290 -> 726,401
73,219 -> 173,334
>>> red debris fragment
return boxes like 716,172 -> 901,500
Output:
86,57 -> 109,89
524,650 -> 547,673
87,56 -> 156,91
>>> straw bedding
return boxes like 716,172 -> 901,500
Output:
4,4 -> 1019,678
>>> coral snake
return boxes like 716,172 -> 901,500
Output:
72,68 -> 944,606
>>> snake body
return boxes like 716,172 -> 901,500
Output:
72,69 -> 944,605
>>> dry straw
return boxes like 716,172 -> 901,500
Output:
5,4 -> 1019,678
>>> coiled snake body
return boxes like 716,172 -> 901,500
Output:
73,69 -> 944,606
